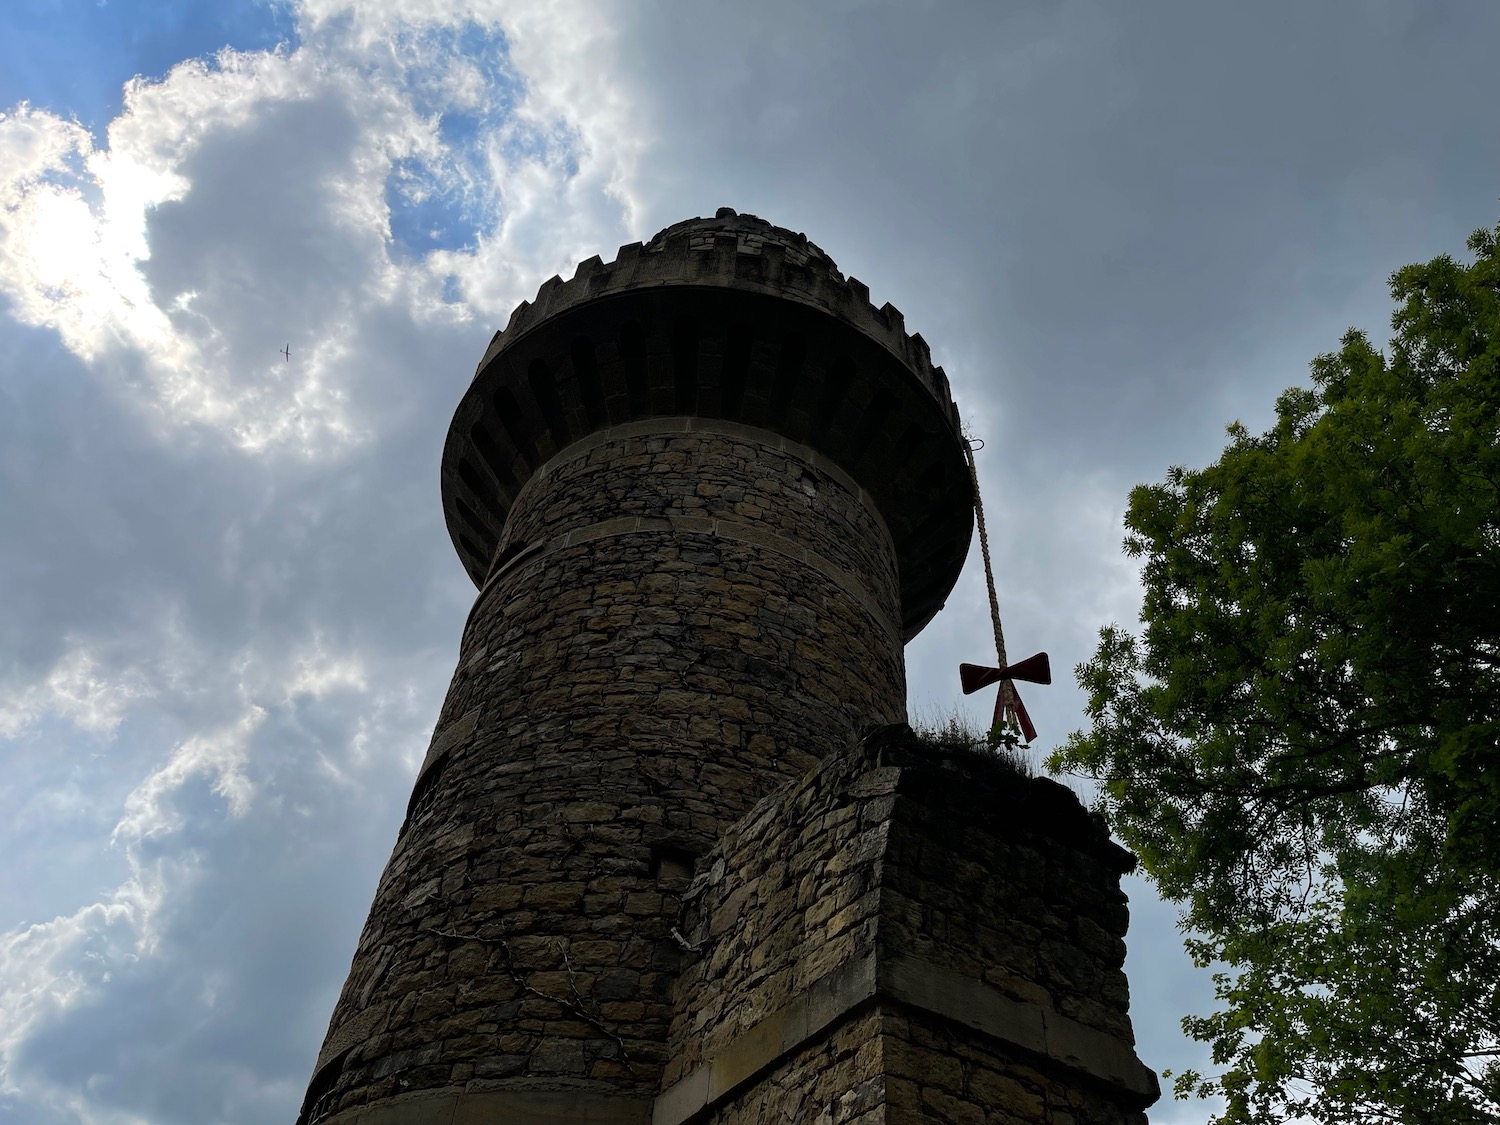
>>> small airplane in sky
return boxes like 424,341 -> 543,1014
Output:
281,344 -> 291,362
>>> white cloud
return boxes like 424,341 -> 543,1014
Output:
287,644 -> 366,702
0,105 -> 172,361
0,628 -> 397,1119
0,57 -> 348,450
0,8 -> 637,460
0,12 -> 634,1111
0,649 -> 154,740
112,705 -> 265,845
0,900 -> 141,1094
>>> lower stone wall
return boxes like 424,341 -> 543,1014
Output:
702,1006 -> 886,1125
882,1006 -> 1148,1125
878,742 -> 1139,1047
662,734 -> 886,1091
683,1001 -> 1150,1125
311,723 -> 1158,1124
659,725 -> 1158,1125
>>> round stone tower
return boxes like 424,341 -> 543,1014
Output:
297,210 -> 975,1124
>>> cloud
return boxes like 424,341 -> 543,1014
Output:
0,3 -> 636,459
0,623 -> 427,1124
112,706 -> 265,848
0,7 -> 636,1120
0,649 -> 153,740
1,2 -> 1495,1124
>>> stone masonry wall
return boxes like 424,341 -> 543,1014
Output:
879,746 -> 1139,1047
297,422 -> 907,1124
881,1006 -> 1146,1125
703,1007 -> 887,1125
658,727 -> 1158,1125
662,731 -> 886,1091
302,209 -> 1152,1125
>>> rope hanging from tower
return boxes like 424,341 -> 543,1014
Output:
958,429 -> 1051,745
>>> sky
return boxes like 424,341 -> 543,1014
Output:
0,2 -> 1495,1123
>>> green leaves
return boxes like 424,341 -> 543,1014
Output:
1050,222 -> 1500,1124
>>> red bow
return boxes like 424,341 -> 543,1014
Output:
959,652 -> 1051,743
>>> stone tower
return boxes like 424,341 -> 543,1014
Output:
297,210 -> 1160,1124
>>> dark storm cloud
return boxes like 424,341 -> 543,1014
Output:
616,1 -> 1497,468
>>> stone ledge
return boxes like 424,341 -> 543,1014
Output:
651,951 -> 1159,1125
412,708 -> 480,793
313,1002 -> 387,1080
652,953 -> 878,1125
880,955 -> 1158,1105
319,1086 -> 653,1125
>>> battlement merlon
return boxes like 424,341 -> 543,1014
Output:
477,210 -> 957,413
443,208 -> 974,641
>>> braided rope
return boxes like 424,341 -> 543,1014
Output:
962,433 -> 1014,733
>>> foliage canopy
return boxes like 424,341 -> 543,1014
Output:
1052,223 -> 1500,1124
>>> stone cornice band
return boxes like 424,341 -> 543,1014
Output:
462,420 -> 904,652
314,951 -> 1156,1124
652,952 -> 1159,1125
501,416 -> 896,560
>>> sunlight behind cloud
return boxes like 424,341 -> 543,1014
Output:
0,106 -> 180,362
0,8 -> 635,459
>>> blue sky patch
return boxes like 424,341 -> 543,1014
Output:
385,154 -> 481,258
382,21 -> 527,260
0,0 -> 296,132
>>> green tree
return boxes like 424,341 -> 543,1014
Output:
1052,222 -> 1500,1124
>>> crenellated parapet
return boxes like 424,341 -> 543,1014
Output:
481,209 -> 957,417
442,208 -> 973,640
